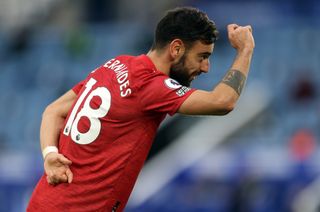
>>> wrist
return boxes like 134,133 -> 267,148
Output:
42,146 -> 58,160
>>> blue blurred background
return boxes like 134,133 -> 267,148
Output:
0,0 -> 320,211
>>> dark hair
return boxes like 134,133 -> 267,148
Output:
151,7 -> 219,50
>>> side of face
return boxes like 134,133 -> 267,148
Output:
170,40 -> 214,86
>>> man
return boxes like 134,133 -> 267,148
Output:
27,7 -> 254,212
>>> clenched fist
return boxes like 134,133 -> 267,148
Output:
227,24 -> 255,52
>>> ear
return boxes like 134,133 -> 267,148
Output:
169,39 -> 185,61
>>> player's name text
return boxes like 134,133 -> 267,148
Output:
103,59 -> 132,97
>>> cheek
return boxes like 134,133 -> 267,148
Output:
183,55 -> 199,73
187,61 -> 200,72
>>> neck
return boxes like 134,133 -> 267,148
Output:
146,49 -> 171,76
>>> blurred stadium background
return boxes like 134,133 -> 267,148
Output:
0,0 -> 320,211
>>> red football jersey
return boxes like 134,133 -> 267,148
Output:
27,55 -> 196,211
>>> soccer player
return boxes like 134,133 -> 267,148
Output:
27,7 -> 254,212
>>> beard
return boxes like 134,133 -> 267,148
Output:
169,54 -> 192,87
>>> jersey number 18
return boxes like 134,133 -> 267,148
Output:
63,78 -> 111,145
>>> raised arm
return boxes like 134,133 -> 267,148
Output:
41,89 -> 77,185
178,24 -> 255,115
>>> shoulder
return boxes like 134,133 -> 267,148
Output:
124,54 -> 162,85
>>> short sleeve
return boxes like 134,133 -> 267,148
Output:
139,76 -> 196,116
72,80 -> 86,95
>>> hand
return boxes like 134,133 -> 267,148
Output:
44,152 -> 73,185
227,24 -> 255,52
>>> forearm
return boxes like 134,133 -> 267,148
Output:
39,90 -> 77,152
212,24 -> 255,100
211,48 -> 253,101
40,106 -> 66,151
230,48 -> 253,78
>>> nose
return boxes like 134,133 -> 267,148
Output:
200,59 -> 210,73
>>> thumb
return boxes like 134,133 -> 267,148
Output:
57,154 -> 72,165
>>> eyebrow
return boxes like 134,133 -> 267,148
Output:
198,52 -> 212,57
